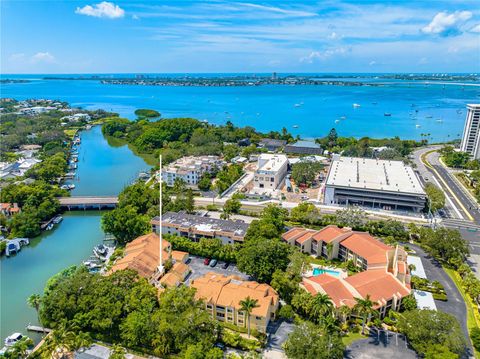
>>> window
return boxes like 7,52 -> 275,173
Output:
256,316 -> 262,320
270,177 -> 274,182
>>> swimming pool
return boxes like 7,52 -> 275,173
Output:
312,268 -> 341,277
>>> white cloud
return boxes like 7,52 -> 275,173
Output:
300,47 -> 351,63
132,14 -> 139,20
418,57 -> 428,65
76,2 -> 125,19
421,11 -> 472,36
470,24 -> 480,33
31,52 -> 55,63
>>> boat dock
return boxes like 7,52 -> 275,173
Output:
26,325 -> 52,333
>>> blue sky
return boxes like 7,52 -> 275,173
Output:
1,0 -> 479,74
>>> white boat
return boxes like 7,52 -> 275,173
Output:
52,216 -> 63,224
335,120 -> 340,123
340,116 -> 347,120
436,119 -> 443,123
293,125 -> 299,128
353,103 -> 361,108
4,333 -> 24,347
46,224 -> 53,231
294,103 -> 302,108
85,125 -> 92,130
416,124 -> 421,128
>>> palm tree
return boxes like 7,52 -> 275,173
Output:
337,305 -> 351,325
43,323 -> 77,359
72,331 -> 92,353
309,293 -> 333,323
109,344 -> 126,359
239,296 -> 259,338
353,295 -> 377,335
9,337 -> 34,359
27,294 -> 44,336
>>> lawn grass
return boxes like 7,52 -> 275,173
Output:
444,267 -> 480,358
342,332 -> 367,346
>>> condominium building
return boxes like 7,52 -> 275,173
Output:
324,156 -> 426,212
302,269 -> 411,317
284,140 -> 323,155
252,154 -> 288,193
161,156 -> 225,187
282,225 -> 410,275
460,104 -> 480,159
151,211 -> 249,244
191,272 -> 279,333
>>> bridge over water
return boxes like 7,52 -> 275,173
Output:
59,196 -> 118,210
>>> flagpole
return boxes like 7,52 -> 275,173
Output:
158,153 -> 164,275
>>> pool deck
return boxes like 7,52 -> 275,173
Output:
304,264 -> 347,279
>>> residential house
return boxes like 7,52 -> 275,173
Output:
191,272 -> 279,333
0,203 -> 20,217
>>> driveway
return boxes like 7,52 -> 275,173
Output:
345,330 -> 417,359
408,244 -> 473,357
184,255 -> 249,284
266,320 -> 295,351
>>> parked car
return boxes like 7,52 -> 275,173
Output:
210,259 -> 218,267
214,343 -> 226,351
204,258 -> 211,265
221,262 -> 229,269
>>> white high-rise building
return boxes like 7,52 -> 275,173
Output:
460,104 -> 480,159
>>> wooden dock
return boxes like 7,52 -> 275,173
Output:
26,325 -> 52,333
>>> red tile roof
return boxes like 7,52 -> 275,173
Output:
304,274 -> 357,308
282,228 -> 308,241
340,232 -> 392,265
344,270 -> 410,306
294,230 -> 316,244
312,225 -> 351,243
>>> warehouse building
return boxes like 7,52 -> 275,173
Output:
324,156 -> 426,212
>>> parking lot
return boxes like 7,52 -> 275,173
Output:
184,255 -> 250,284
344,330 -> 416,359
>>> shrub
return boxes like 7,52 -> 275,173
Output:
278,305 -> 295,321
470,327 -> 480,351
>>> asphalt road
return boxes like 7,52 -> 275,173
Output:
409,244 -> 473,358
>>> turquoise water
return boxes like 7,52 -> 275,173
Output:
0,212 -> 105,341
1,75 -> 479,141
67,126 -> 150,196
313,268 -> 341,277
0,127 -> 151,341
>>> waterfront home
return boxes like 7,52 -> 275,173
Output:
191,272 -> 279,333
302,269 -> 411,317
284,140 -> 323,155
161,155 -> 225,187
0,203 -> 20,217
151,211 -> 249,245
109,232 -> 188,283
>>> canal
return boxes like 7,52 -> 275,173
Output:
0,126 -> 151,341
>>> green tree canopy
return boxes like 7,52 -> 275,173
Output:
397,309 -> 466,357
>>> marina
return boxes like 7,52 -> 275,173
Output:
0,125 -> 151,342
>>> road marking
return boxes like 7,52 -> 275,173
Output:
422,151 -> 474,221
431,175 -> 463,219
